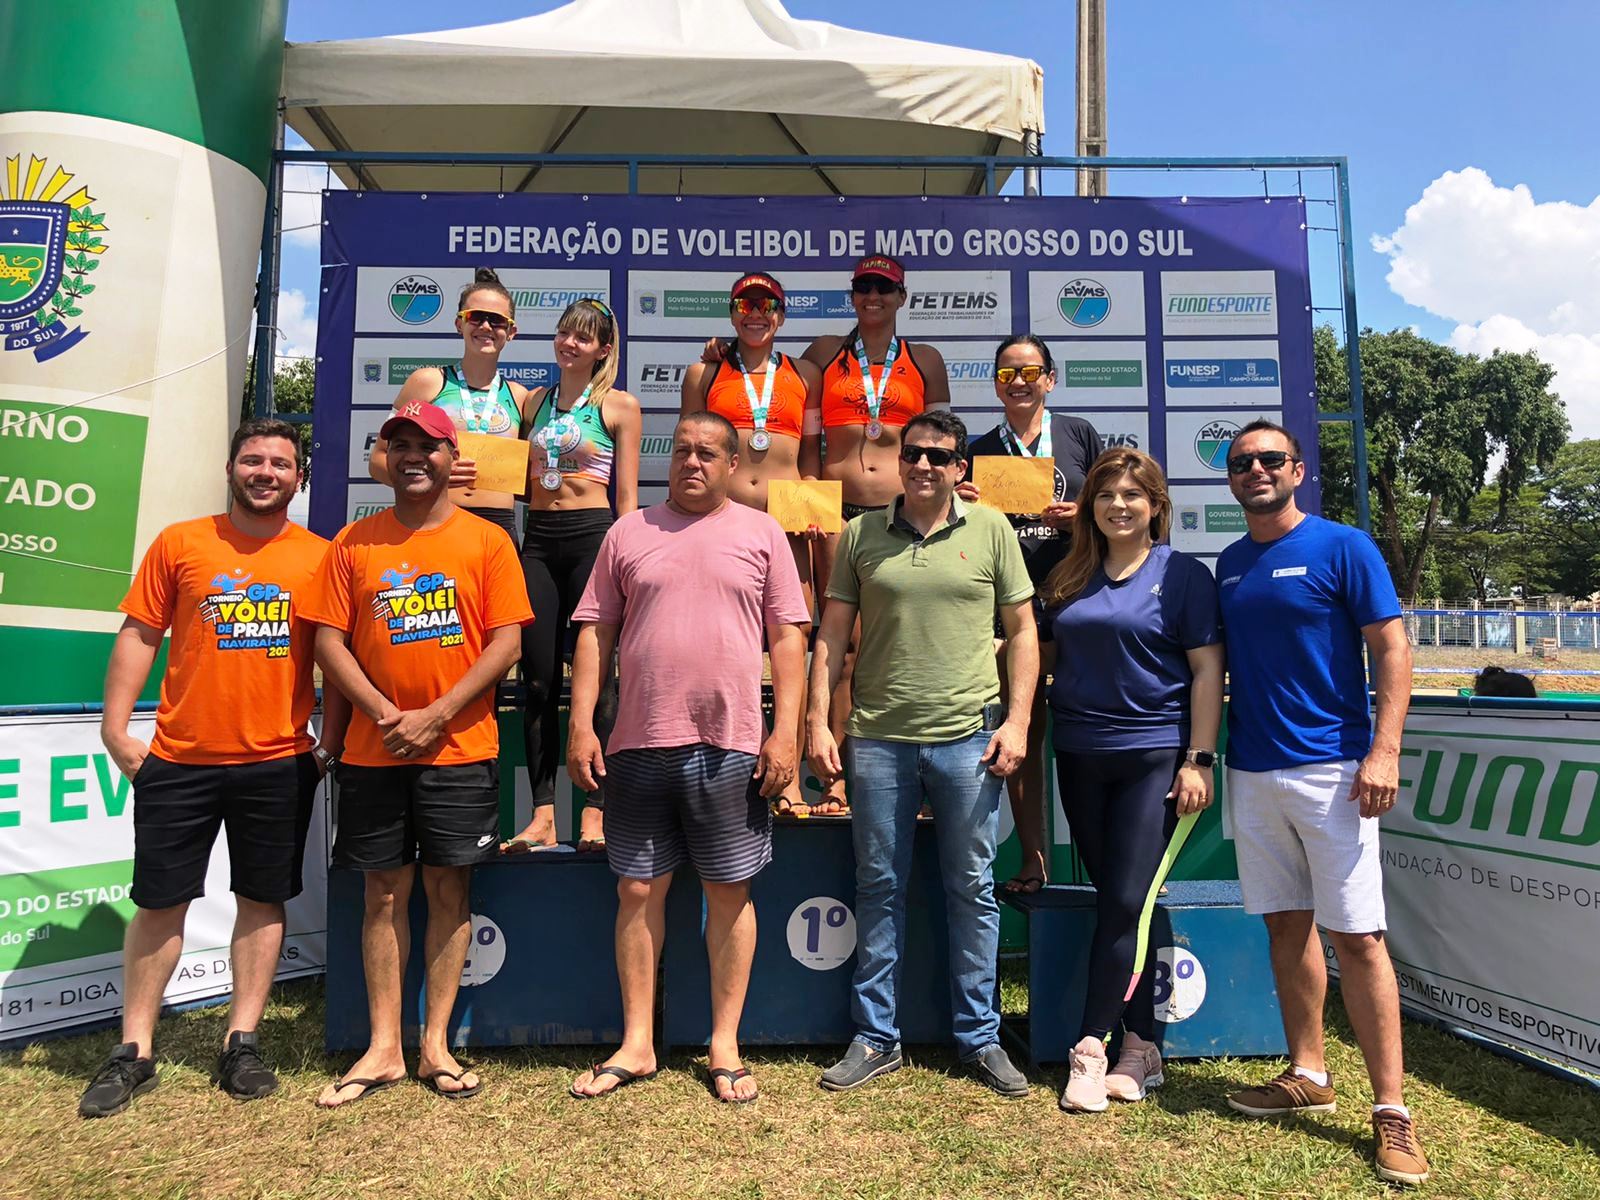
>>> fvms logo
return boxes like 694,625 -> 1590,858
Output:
1057,278 -> 1110,328
1194,420 -> 1242,472
389,275 -> 442,324
0,153 -> 108,363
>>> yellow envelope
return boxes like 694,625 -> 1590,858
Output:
972,456 -> 1055,515
457,431 -> 532,494
768,479 -> 843,534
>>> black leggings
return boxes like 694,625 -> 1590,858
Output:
520,508 -> 617,810
1055,746 -> 1182,1041
463,506 -> 521,549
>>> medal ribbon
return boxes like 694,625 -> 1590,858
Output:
1001,412 -> 1053,460
854,335 -> 900,426
533,383 -> 592,473
737,351 -> 779,438
455,369 -> 505,433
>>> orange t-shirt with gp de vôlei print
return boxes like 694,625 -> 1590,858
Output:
298,508 -> 534,768
119,515 -> 328,765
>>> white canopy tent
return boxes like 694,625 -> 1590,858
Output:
280,0 -> 1044,196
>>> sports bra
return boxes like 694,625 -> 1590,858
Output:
430,364 -> 521,437
522,386 -> 616,485
704,352 -> 808,441
820,337 -> 928,429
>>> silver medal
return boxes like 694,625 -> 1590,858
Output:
865,419 -> 883,441
749,429 -> 771,452
540,469 -> 563,492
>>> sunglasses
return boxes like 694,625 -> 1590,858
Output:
995,365 -> 1048,385
1226,451 -> 1299,475
852,278 -> 900,296
458,308 -> 512,331
579,297 -> 613,320
899,444 -> 961,468
730,296 -> 781,316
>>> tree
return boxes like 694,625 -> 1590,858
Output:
239,355 -> 316,485
1432,485 -> 1552,603
1538,439 -> 1600,599
1474,349 -> 1568,524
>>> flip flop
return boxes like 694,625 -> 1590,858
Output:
1003,875 -> 1047,895
771,798 -> 811,820
315,1075 -> 402,1109
707,1066 -> 758,1104
419,1067 -> 481,1100
569,1063 -> 658,1100
500,836 -> 556,855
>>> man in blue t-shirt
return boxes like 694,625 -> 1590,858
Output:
1215,420 -> 1427,1188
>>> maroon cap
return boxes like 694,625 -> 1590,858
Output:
852,255 -> 905,286
381,400 -> 458,446
730,272 -> 785,306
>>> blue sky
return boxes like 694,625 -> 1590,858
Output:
280,0 -> 1600,434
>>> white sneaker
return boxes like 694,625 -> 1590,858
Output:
1105,1030 -> 1163,1102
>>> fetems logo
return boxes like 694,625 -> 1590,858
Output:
389,275 -> 442,324
1056,278 -> 1110,328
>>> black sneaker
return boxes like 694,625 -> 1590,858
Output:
214,1031 -> 278,1101
819,1041 -> 903,1091
78,1043 -> 157,1118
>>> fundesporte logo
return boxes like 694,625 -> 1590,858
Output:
1,153 -> 109,363
1056,278 -> 1110,328
1193,419 -> 1242,472
389,275 -> 443,324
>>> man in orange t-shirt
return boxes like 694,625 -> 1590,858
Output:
300,400 -> 532,1107
80,419 -> 348,1119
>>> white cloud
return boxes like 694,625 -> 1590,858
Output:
281,163 -> 344,248
1373,168 -> 1600,438
273,286 -> 318,366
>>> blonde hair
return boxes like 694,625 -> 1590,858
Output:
555,298 -> 618,408
1040,448 -> 1172,608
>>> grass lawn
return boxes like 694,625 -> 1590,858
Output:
2,972 -> 1596,1200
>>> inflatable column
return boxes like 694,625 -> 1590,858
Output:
0,2 -> 290,704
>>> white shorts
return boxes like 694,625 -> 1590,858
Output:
1226,759 -> 1386,934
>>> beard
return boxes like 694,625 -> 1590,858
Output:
230,475 -> 295,516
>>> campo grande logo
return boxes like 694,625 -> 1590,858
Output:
389,274 -> 442,324
1,152 -> 108,363
1194,420 -> 1242,472
1056,277 -> 1110,328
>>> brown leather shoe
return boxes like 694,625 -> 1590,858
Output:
1373,1108 -> 1430,1185
1226,1067 -> 1336,1117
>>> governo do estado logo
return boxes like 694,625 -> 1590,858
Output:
1,151 -> 109,363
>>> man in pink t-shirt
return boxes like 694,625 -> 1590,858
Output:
567,412 -> 808,1105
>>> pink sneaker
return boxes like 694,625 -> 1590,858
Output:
1059,1037 -> 1109,1112
1105,1031 -> 1163,1102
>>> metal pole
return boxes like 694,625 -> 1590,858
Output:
252,106 -> 285,417
1075,0 -> 1107,197
1023,130 -> 1042,197
1335,158 -> 1371,532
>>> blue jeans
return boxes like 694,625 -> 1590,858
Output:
847,730 -> 1004,1058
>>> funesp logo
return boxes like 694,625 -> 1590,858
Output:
389,275 -> 442,324
1056,278 -> 1110,328
1169,362 -> 1223,381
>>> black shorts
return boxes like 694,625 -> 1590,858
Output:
131,752 -> 319,910
842,501 -> 889,522
332,760 -> 500,870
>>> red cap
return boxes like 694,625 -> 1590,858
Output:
730,272 -> 785,306
852,255 -> 905,286
381,400 -> 458,446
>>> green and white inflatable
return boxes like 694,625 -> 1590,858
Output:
0,2 -> 289,705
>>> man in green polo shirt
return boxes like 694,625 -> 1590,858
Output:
807,408 -> 1039,1097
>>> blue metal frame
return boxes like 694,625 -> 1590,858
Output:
255,150 -> 1369,529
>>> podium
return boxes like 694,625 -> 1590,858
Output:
1001,881 -> 1287,1063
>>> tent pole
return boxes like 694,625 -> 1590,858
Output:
252,103 -> 285,417
1023,130 -> 1042,196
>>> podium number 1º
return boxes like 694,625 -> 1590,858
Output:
463,922 -> 497,971
799,904 -> 848,954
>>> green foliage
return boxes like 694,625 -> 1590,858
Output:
1314,324 -> 1569,601
239,355 -> 316,486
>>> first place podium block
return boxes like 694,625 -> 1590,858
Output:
325,848 -> 624,1052
1004,881 -> 1287,1064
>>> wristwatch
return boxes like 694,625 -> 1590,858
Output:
312,745 -> 338,772
1184,748 -> 1217,769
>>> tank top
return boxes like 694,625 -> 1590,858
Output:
430,364 -> 521,437
704,352 -> 808,440
820,337 -> 928,429
523,386 -> 616,485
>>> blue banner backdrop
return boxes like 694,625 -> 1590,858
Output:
313,193 -> 1315,564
